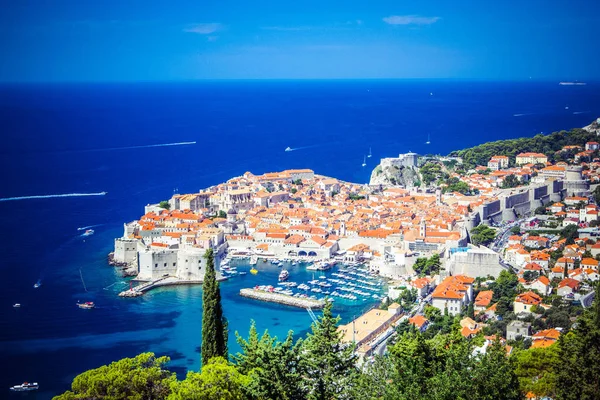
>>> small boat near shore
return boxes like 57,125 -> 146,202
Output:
77,301 -> 95,309
10,382 -> 39,392
82,229 -> 95,237
250,267 -> 258,275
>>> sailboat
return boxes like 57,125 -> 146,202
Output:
362,156 -> 367,167
367,147 -> 372,158
426,134 -> 431,145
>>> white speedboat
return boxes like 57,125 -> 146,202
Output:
33,280 -> 41,289
285,146 -> 293,152
10,382 -> 39,392
278,269 -> 289,282
82,229 -> 95,237
13,303 -> 21,308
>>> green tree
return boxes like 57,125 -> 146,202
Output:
300,301 -> 357,400
513,345 -> 559,398
201,249 -> 228,366
467,302 -> 475,319
425,254 -> 441,275
593,185 -> 600,204
53,353 -> 175,400
472,340 -> 521,400
471,224 -> 497,246
445,179 -> 471,195
233,322 -> 306,400
413,257 -> 428,275
560,224 -> 579,245
159,200 -> 171,210
555,283 -> 600,399
501,175 -> 520,189
217,210 -> 227,219
168,357 -> 251,400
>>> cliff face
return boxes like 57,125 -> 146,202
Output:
369,163 -> 420,187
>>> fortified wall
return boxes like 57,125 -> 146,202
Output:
467,180 -> 565,229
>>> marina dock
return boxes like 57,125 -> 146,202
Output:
240,288 -> 325,309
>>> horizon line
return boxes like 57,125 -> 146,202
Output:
0,77 -> 598,85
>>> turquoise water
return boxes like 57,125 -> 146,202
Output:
1,223 -> 383,397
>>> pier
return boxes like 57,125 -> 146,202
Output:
118,277 -> 203,297
239,288 -> 325,309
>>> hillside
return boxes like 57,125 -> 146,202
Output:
449,126 -> 598,169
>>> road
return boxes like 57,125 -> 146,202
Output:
371,293 -> 432,356
581,291 -> 596,308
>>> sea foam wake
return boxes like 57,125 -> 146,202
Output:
84,141 -> 196,152
0,192 -> 107,202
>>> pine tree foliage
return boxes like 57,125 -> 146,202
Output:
52,353 -> 175,400
301,301 -> 358,400
556,282 -> 600,400
168,357 -> 251,400
233,321 -> 306,400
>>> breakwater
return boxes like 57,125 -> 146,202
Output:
239,288 -> 325,309
118,277 -> 205,297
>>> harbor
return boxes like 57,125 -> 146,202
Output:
221,256 -> 386,305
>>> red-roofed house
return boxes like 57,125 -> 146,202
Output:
557,278 -> 580,297
474,290 -> 494,312
526,276 -> 552,296
408,277 -> 430,298
408,315 -> 429,332
431,275 -> 474,316
514,291 -> 543,314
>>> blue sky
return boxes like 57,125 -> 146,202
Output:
1,0 -> 598,81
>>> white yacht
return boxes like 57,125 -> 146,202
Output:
10,382 -> 39,392
278,269 -> 289,282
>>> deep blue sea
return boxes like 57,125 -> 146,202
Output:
0,80 -> 599,397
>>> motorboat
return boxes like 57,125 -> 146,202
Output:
33,280 -> 41,289
250,267 -> 258,275
285,146 -> 293,152
82,229 -> 95,237
13,303 -> 21,308
278,270 -> 289,282
77,301 -> 95,309
10,382 -> 39,392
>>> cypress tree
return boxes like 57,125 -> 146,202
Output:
201,248 -> 228,366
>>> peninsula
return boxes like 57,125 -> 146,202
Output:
110,119 -> 600,295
